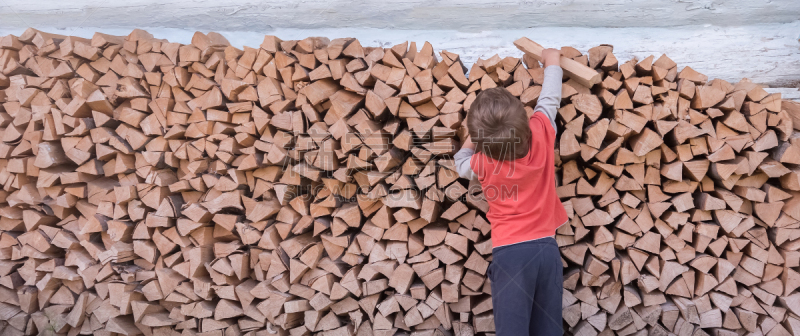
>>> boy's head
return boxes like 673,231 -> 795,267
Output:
467,87 -> 531,161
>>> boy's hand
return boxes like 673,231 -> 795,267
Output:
542,48 -> 561,68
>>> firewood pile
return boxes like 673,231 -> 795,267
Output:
1,28 -> 800,336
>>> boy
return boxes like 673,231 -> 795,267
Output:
454,49 -> 567,336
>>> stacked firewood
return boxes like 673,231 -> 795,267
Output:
0,28 -> 799,336
520,39 -> 800,335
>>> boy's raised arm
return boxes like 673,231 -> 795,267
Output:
534,48 -> 564,133
454,137 -> 477,180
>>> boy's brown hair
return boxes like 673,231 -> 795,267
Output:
467,87 -> 531,161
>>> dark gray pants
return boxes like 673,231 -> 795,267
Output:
488,237 -> 563,336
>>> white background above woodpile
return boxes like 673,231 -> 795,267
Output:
0,25 -> 798,95
1,0 -> 798,30
0,0 -> 799,89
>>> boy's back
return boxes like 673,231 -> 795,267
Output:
470,111 -> 567,247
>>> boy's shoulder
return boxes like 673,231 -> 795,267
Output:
529,112 -> 554,135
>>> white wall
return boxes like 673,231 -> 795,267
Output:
1,0 -> 799,91
2,0 -> 799,31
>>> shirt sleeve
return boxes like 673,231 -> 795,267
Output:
534,65 -> 563,133
454,147 -> 478,181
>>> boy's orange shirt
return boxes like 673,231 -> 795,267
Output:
470,112 -> 568,248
